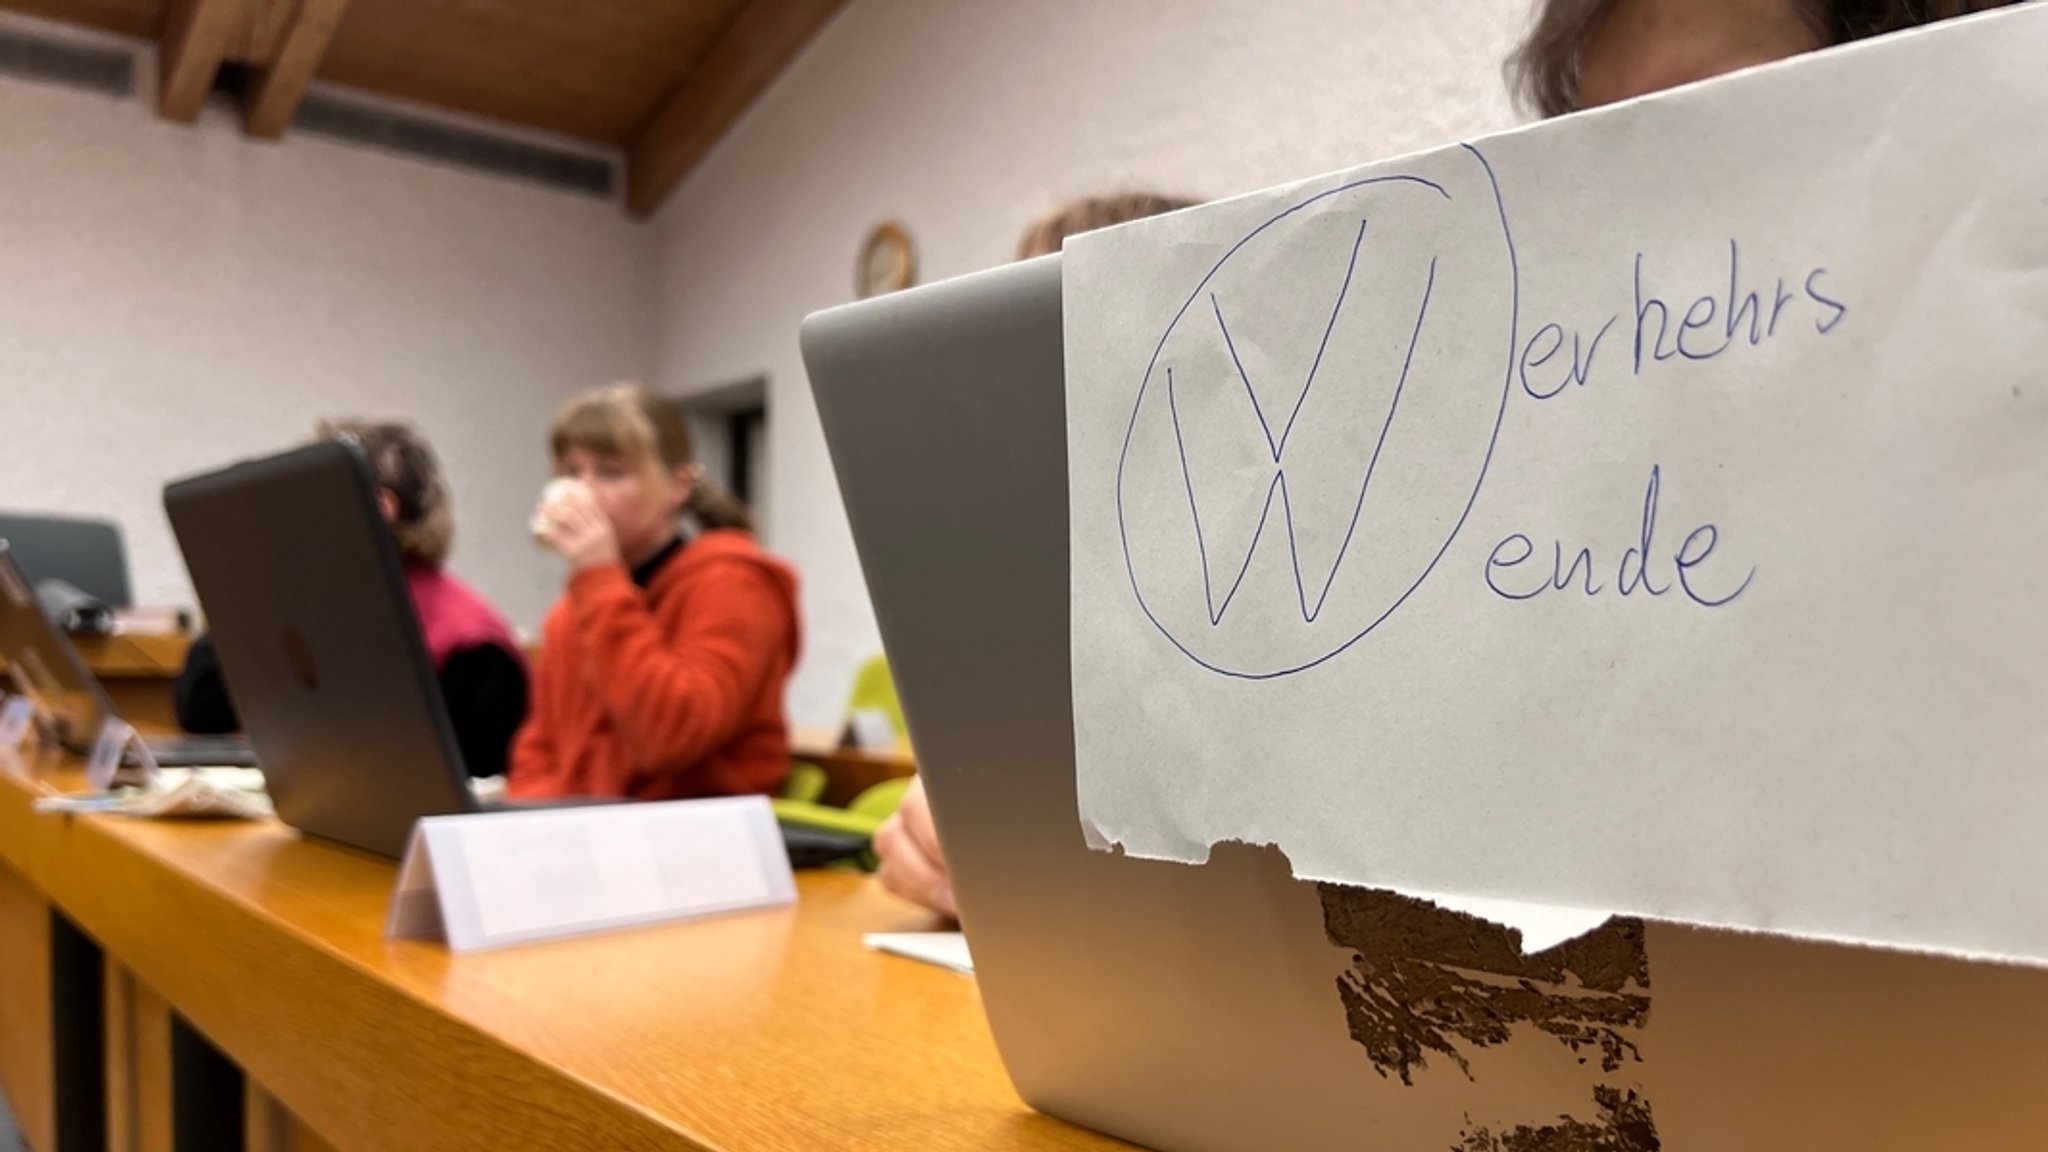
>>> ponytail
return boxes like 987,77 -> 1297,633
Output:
687,480 -> 754,533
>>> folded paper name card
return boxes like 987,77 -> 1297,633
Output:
386,796 -> 796,953
0,696 -> 34,753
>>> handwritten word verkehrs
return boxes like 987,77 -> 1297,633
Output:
1115,143 -> 1854,678
1518,239 -> 1848,403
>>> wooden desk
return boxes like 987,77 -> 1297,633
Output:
73,631 -> 192,734
0,748 -> 1124,1151
0,630 -> 191,738
68,632 -> 191,679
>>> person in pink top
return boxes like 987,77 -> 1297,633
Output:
175,420 -> 529,778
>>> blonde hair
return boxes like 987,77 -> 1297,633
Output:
1014,192 -> 1201,260
1507,0 -> 2025,117
549,383 -> 754,533
319,418 -> 455,569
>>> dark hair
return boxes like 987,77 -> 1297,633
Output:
1014,192 -> 1202,260
549,382 -> 754,533
1507,0 -> 2023,117
1817,0 -> 2020,37
318,418 -> 454,568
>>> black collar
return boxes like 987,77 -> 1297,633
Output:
631,535 -> 686,588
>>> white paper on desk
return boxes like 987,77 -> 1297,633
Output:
33,768 -> 270,820
386,796 -> 796,953
1064,8 -> 2048,964
864,932 -> 974,974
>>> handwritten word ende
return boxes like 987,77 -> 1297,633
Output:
1485,465 -> 1754,607
1517,239 -> 1847,401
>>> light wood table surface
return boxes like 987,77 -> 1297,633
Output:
67,632 -> 192,679
0,629 -> 193,736
0,745 -> 1129,1151
74,629 -> 192,734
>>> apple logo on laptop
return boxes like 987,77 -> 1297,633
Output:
281,625 -> 320,692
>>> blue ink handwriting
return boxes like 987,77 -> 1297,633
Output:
1518,239 -> 1847,402
1485,465 -> 1755,607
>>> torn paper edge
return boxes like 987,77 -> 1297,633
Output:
1086,815 -> 2048,968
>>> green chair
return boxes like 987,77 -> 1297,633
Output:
773,775 -> 912,872
842,654 -> 906,745
845,776 -> 913,825
777,656 -> 914,868
781,760 -> 829,805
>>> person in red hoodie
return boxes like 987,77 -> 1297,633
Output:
510,383 -> 801,801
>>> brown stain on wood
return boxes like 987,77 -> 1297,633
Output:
1455,1086 -> 1660,1152
1317,884 -> 1660,1151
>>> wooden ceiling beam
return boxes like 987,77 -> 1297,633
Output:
625,0 -> 846,220
242,0 -> 350,138
158,0 -> 246,122
232,0 -> 302,67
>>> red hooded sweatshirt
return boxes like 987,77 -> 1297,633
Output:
507,530 -> 800,801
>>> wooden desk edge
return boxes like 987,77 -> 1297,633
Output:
0,760 -> 1110,1152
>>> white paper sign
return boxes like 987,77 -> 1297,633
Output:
1064,9 -> 2048,964
84,718 -> 158,792
0,696 -> 34,754
386,796 -> 796,953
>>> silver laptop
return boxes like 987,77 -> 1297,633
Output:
804,257 -> 1667,1151
163,440 -> 485,857
800,256 -> 1381,1151
0,541 -> 254,768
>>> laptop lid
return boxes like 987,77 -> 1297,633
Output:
164,439 -> 478,858
0,540 -> 115,752
802,257 -> 1385,1152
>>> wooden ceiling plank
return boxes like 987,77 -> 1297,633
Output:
242,0 -> 349,138
159,0 -> 245,122
625,0 -> 845,219
0,1 -> 165,42
232,0 -> 298,66
310,0 -> 745,146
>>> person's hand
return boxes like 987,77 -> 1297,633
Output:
874,777 -> 957,919
532,478 -> 621,572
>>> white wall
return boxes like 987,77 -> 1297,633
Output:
651,0 -> 1533,726
0,2 -> 1536,726
0,26 -> 655,634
